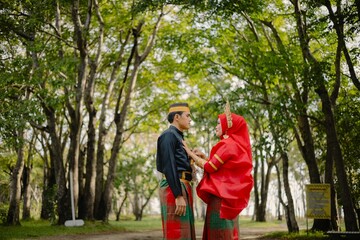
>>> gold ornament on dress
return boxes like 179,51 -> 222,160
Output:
225,100 -> 233,128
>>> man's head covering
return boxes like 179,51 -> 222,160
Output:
168,102 -> 190,113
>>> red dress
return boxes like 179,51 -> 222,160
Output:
197,113 -> 253,220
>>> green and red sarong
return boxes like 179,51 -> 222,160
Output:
159,179 -> 196,240
202,194 -> 239,240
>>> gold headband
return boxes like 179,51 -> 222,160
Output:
168,106 -> 190,113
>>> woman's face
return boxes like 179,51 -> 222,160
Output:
215,118 -> 223,137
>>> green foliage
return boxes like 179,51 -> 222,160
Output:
335,88 -> 360,208
43,184 -> 58,225
0,204 -> 9,225
133,0 -> 265,16
0,151 -> 15,205
116,145 -> 158,195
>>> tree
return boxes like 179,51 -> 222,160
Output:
1,0 -> 360,232
0,83 -> 34,226
22,133 -> 36,220
0,0 -> 164,224
292,0 -> 358,231
116,143 -> 158,221
143,0 -> 360,232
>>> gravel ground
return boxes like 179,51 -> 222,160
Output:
37,224 -> 288,240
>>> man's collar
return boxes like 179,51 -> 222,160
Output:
170,125 -> 183,136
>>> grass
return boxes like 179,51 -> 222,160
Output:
254,218 -> 330,240
108,215 -> 162,232
0,215 -> 330,240
260,230 -> 328,239
0,216 -> 162,240
239,218 -> 287,228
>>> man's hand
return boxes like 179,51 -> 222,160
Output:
175,195 -> 186,216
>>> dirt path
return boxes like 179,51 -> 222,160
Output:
38,224 -> 288,240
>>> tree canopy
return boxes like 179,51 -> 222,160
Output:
0,0 -> 359,233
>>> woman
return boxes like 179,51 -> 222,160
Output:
183,103 -> 253,240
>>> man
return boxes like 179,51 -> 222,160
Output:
156,102 -> 195,240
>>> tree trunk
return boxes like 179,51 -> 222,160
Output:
324,109 -> 339,231
77,145 -> 86,219
22,133 -> 36,220
275,165 -> 284,218
277,203 -> 282,221
6,130 -> 25,225
133,191 -> 141,221
262,16 -> 328,230
322,0 -> 360,91
67,0 -> 93,218
40,134 -> 57,220
66,121 -> 82,216
99,14 -> 162,221
252,123 -> 260,221
295,114 -> 322,183
256,162 -> 273,222
79,1 -> 104,219
258,51 -> 298,228
315,84 -> 359,231
275,158 -> 299,233
79,72 -> 97,220
41,1 -> 70,225
292,0 -> 334,231
43,105 -> 70,225
40,165 -> 56,220
101,51 -> 141,220
93,27 -> 132,222
281,152 -> 299,232
137,185 -> 158,222
293,0 -> 358,230
356,208 -> 360,230
22,165 -> 32,220
116,190 -> 128,221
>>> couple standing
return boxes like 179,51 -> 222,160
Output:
156,102 -> 254,240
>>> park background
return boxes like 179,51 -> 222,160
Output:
0,0 -> 359,238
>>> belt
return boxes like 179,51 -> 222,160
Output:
179,171 -> 192,182
162,171 -> 192,183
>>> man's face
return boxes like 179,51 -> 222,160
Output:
176,111 -> 191,131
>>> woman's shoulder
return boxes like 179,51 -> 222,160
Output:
219,138 -> 238,147
212,138 -> 239,153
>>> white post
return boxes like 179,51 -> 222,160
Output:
65,171 -> 84,227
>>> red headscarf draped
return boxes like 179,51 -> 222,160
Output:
196,113 -> 253,219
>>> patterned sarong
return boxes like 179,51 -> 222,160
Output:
159,179 -> 196,240
202,194 -> 239,240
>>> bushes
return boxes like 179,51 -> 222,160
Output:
0,204 -> 8,224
